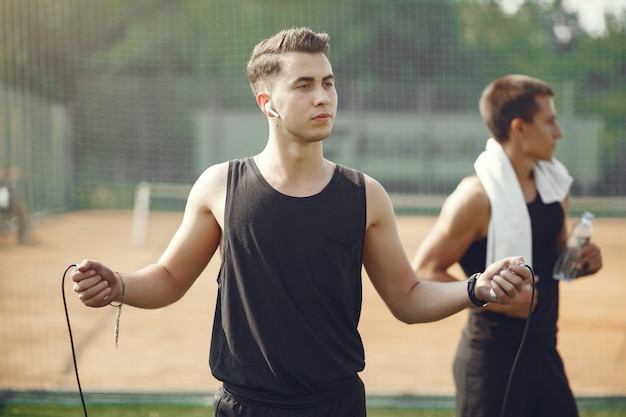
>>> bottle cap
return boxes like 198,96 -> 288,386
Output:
581,211 -> 594,222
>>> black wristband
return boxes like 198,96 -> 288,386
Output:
467,273 -> 488,308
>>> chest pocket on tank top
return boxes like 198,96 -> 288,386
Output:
314,235 -> 358,289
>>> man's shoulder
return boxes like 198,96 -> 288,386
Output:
329,163 -> 366,187
194,161 -> 231,188
437,175 -> 490,237
458,175 -> 487,196
447,175 -> 490,213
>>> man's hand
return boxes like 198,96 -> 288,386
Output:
487,277 -> 539,318
476,257 -> 532,305
578,242 -> 602,277
71,259 -> 120,308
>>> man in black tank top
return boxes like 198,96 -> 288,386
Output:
413,75 -> 603,417
71,29 -> 532,417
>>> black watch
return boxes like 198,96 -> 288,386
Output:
467,273 -> 488,308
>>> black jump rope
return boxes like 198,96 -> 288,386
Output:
62,263 -> 536,417
62,264 -> 89,417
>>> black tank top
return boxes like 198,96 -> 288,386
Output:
209,158 -> 367,406
459,194 -> 564,352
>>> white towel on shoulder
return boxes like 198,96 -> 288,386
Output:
474,138 -> 573,268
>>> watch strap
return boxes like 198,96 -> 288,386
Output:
467,272 -> 488,308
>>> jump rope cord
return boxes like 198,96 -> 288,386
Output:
62,264 -> 89,417
499,263 -> 536,417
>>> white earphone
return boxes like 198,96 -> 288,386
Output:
264,102 -> 280,118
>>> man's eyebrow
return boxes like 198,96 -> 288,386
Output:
292,74 -> 335,83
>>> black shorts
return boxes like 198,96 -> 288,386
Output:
453,334 -> 578,417
213,379 -> 366,417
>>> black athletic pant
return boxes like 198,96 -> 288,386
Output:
213,379 -> 366,417
454,335 -> 578,417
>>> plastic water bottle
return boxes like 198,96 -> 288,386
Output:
553,211 -> 594,281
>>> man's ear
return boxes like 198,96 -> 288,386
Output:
256,92 -> 270,112
510,117 -> 525,136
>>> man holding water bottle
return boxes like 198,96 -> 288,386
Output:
412,74 -> 603,417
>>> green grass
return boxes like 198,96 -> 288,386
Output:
0,404 -> 448,416
1,404 -> 625,417
1,392 -> 624,416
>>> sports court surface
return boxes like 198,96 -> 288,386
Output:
1,210 -> 624,397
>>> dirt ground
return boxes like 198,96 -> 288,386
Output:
0,210 -> 624,397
